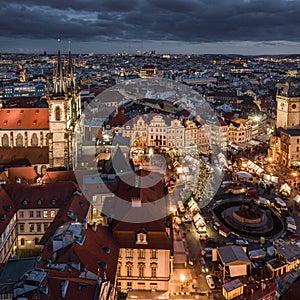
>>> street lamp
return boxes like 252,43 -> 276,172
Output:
291,172 -> 298,191
180,273 -> 186,291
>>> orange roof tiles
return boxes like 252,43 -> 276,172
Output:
0,108 -> 49,129
0,147 -> 49,165
37,225 -> 119,300
41,171 -> 77,183
7,166 -> 37,183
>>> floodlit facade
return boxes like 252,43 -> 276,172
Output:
0,41 -> 82,171
121,114 -> 211,151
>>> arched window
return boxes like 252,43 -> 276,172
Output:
31,133 -> 38,146
16,133 -> 23,147
55,106 -> 61,121
2,134 -> 9,147
46,133 -> 51,146
21,238 -> 25,246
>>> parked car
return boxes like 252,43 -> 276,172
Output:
206,275 -> 215,289
289,233 -> 300,242
235,239 -> 249,246
205,237 -> 217,246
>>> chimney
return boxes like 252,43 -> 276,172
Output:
73,214 -> 78,222
92,222 -> 97,232
132,197 -> 141,208
83,218 -> 87,230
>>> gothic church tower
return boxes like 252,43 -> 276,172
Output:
47,38 -> 81,169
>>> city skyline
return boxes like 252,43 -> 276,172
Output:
1,0 -> 300,54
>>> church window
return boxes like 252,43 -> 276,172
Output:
55,106 -> 61,121
16,133 -> 23,147
31,133 -> 38,146
2,134 -> 9,147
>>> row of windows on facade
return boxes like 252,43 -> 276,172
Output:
1,133 -> 50,147
117,282 -> 158,289
0,225 -> 43,262
19,210 -> 56,219
19,222 -> 50,233
118,265 -> 158,278
228,132 -> 248,136
20,237 -> 40,246
0,230 -> 16,257
122,249 -> 157,259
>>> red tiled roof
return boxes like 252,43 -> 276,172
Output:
0,108 -> 49,129
107,112 -> 130,127
117,169 -> 166,204
0,147 -> 49,165
7,166 -> 37,183
108,169 -> 172,249
38,277 -> 97,300
0,182 -> 90,246
39,190 -> 90,245
53,225 -> 119,281
41,171 -> 77,183
37,225 -> 119,300
3,182 -> 78,210
112,231 -> 172,249
2,97 -> 48,108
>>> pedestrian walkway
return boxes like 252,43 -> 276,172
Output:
169,268 -> 195,295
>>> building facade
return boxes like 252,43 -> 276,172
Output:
122,114 -> 211,152
0,40 -> 82,171
269,78 -> 300,167
227,118 -> 252,144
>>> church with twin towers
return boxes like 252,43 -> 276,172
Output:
0,39 -> 83,174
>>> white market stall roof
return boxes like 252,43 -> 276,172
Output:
294,194 -> 300,203
236,171 -> 252,179
247,161 -> 264,175
280,183 -> 291,195
263,174 -> 278,183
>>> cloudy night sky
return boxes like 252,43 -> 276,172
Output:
1,0 -> 300,54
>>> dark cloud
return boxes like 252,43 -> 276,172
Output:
0,0 -> 300,50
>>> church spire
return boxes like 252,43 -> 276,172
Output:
66,40 -> 76,90
53,36 -> 66,95
56,37 -> 62,79
67,40 -> 73,76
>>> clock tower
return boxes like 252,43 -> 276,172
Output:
276,78 -> 300,130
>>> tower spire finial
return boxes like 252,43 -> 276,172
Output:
58,35 -> 61,51
68,40 -> 71,52
53,36 -> 65,95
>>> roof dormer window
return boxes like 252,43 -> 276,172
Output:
136,228 -> 148,245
